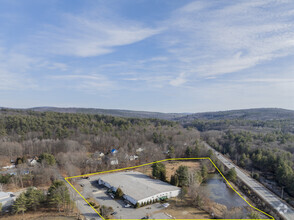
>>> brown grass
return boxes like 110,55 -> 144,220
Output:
153,197 -> 211,219
0,212 -> 77,220
0,156 -> 11,167
135,160 -> 200,181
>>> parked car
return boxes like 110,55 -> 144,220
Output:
80,184 -> 85,187
111,212 -> 117,215
124,204 -> 131,208
141,216 -> 149,219
162,203 -> 169,208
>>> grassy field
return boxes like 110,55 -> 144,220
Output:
0,212 -> 77,220
135,160 -> 200,181
166,198 -> 210,219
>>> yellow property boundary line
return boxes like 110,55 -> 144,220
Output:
64,157 -> 274,220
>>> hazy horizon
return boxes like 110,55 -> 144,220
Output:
1,105 -> 293,114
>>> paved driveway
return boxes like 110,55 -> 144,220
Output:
77,176 -> 171,219
61,174 -> 101,220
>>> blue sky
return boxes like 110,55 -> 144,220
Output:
1,0 -> 294,113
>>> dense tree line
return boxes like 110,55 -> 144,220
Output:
204,129 -> 294,197
12,180 -> 71,215
186,119 -> 294,134
0,109 -> 175,140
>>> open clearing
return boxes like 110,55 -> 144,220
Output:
155,197 -> 211,219
135,160 -> 200,181
0,213 -> 76,220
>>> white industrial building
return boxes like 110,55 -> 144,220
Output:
98,171 -> 181,206
0,192 -> 15,211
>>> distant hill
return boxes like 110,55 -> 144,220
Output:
28,107 -> 189,120
1,107 -> 294,122
175,108 -> 294,122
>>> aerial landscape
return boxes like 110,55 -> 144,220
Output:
0,0 -> 294,220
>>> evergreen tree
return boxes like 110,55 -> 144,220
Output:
185,146 -> 192,157
248,211 -> 260,219
38,153 -> 56,166
25,187 -> 45,211
176,165 -> 189,187
201,164 -> 208,179
193,145 -> 200,157
13,193 -> 27,215
227,168 -> 237,181
152,163 -> 166,181
48,180 -> 70,212
170,174 -> 179,186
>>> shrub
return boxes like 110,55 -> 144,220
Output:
226,168 -> 237,182
89,202 -> 96,207
253,173 -> 260,180
38,153 -> 56,166
115,187 -> 124,199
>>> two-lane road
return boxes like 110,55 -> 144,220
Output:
204,142 -> 294,220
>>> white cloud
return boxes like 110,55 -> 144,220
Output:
0,47 -> 38,90
169,72 -> 186,86
50,73 -> 116,91
162,0 -> 294,77
229,78 -> 294,83
33,15 -> 161,57
47,62 -> 68,71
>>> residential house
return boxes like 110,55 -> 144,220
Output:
111,149 -> 118,155
2,165 -> 15,169
129,155 -> 138,161
110,158 -> 119,165
92,151 -> 105,159
27,158 -> 38,166
136,148 -> 144,153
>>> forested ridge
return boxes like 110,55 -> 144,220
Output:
0,109 -> 175,140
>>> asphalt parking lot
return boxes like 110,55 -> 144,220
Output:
77,176 -> 171,219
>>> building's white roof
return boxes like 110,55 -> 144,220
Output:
0,192 -> 12,200
99,171 -> 180,201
